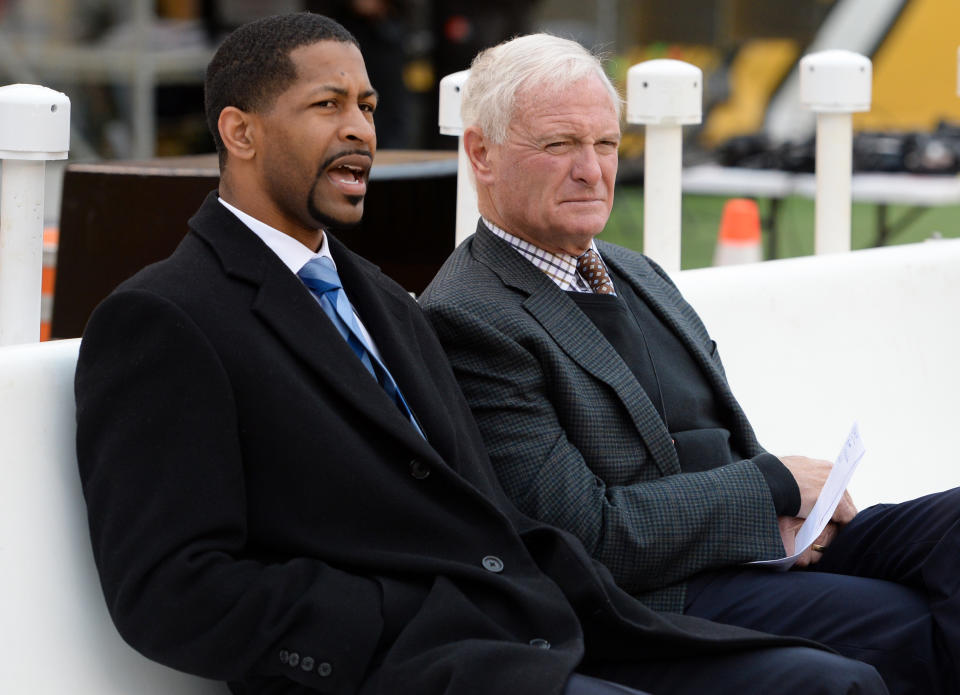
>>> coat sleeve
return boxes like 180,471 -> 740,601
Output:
75,289 -> 384,692
422,297 -> 785,598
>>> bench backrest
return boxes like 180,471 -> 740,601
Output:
675,239 -> 960,507
0,338 -> 228,694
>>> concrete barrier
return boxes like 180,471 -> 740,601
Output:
674,239 -> 960,508
0,338 -> 227,694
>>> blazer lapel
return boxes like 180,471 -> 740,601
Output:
471,225 -> 678,475
188,193 -> 433,457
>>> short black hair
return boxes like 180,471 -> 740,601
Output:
204,12 -> 358,168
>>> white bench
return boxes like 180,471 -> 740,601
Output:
675,238 -> 960,507
3,240 -> 957,690
0,338 -> 227,694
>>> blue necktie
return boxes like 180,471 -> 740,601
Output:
298,256 -> 424,438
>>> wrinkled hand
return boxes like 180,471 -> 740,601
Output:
778,515 -> 802,557
780,519 -> 841,567
779,455 -> 858,523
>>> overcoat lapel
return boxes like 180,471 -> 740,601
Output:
188,193 -> 436,460
327,234 -> 461,462
470,225 -> 678,475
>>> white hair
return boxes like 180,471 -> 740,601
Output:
461,33 -> 621,144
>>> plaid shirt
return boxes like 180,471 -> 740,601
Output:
484,219 -> 616,296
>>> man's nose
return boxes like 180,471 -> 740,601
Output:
572,145 -> 603,185
341,106 -> 376,147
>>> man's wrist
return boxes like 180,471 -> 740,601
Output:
752,453 -> 801,517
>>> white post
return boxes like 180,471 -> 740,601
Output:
642,124 -> 683,271
799,50 -> 871,255
438,70 -> 479,247
814,112 -> 853,254
0,84 -> 70,346
626,60 -> 702,274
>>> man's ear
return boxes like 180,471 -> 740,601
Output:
218,106 -> 257,162
463,126 -> 495,185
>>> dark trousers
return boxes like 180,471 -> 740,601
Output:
684,487 -> 960,694
576,645 -> 886,694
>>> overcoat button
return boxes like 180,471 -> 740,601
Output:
279,650 -> 290,664
318,662 -> 333,677
409,459 -> 431,479
301,656 -> 315,671
288,652 -> 300,667
482,555 -> 504,573
529,638 -> 551,650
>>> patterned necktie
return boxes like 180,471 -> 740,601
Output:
576,248 -> 616,295
298,256 -> 424,438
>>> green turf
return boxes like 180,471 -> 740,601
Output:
601,186 -> 960,270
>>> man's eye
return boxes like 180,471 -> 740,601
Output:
360,103 -> 376,113
313,100 -> 336,109
596,141 -> 619,154
545,141 -> 569,152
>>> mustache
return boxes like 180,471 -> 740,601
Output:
316,148 -> 373,176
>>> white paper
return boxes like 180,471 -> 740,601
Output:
748,422 -> 866,571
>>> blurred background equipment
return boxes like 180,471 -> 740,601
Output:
2,0 -> 960,337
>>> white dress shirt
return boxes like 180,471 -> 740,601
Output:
219,197 -> 383,361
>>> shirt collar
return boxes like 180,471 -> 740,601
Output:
219,197 -> 334,275
483,217 -> 605,293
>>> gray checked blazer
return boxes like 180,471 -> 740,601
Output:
420,222 -> 785,612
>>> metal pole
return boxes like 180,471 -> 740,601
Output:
131,0 -> 155,159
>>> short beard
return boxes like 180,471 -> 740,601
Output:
306,151 -> 369,231
307,179 -> 363,231
307,193 -> 364,231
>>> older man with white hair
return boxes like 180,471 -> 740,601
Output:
421,32 -> 960,695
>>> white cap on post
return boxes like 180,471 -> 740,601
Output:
437,70 -> 479,247
799,50 -> 871,113
0,83 -> 71,346
799,50 -> 871,255
0,84 -> 70,160
626,59 -> 702,126
438,70 -> 469,136
626,60 -> 702,274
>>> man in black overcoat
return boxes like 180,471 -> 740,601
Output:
74,12 -> 885,695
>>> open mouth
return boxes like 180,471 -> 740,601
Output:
323,152 -> 372,197
328,163 -> 366,186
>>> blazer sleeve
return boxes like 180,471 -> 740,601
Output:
76,289 -> 384,692
423,299 -> 785,599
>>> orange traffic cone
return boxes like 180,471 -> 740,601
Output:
713,198 -> 762,266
